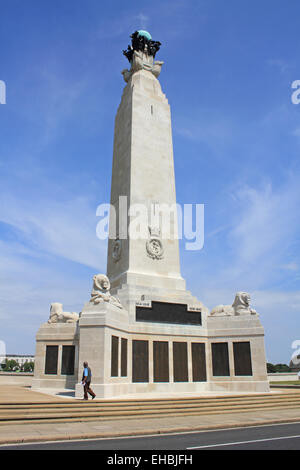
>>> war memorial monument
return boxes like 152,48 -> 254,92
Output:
32,31 -> 270,398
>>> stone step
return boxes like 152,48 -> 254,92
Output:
1,394 -> 300,409
1,391 -> 300,408
1,395 -> 300,413
1,398 -> 300,424
1,403 -> 299,426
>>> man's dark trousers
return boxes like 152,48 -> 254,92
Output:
84,381 -> 95,400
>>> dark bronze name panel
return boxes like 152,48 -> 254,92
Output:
192,343 -> 207,382
121,338 -> 128,377
45,345 -> 58,375
111,336 -> 119,377
233,341 -> 253,376
132,340 -> 149,383
61,345 -> 75,376
153,341 -> 169,382
173,342 -> 188,382
136,301 -> 202,326
211,342 -> 230,376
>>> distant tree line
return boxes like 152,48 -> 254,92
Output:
267,363 -> 291,373
0,360 -> 34,372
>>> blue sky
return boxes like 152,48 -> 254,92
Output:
0,0 -> 299,364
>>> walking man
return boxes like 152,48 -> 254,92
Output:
81,361 -> 96,400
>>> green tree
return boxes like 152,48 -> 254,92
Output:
23,361 -> 34,372
267,363 -> 276,373
275,363 -> 291,372
267,362 -> 291,373
3,359 -> 20,371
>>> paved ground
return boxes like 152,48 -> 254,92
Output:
0,385 -> 65,403
1,385 -> 300,446
2,422 -> 300,450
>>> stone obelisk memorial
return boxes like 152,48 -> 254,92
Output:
32,31 -> 269,397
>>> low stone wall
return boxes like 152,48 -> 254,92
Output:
0,372 -> 33,386
268,373 -> 299,382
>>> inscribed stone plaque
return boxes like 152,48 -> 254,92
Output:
61,345 -> 75,375
211,342 -> 230,376
191,343 -> 207,382
173,342 -> 188,382
233,341 -> 253,376
153,341 -> 169,382
132,340 -> 149,383
136,301 -> 201,326
45,345 -> 58,375
121,338 -> 128,377
111,336 -> 119,377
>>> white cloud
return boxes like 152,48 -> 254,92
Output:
282,262 -> 299,271
226,175 -> 300,282
267,59 -> 291,74
183,171 -> 300,363
252,289 -> 300,364
0,193 -> 106,269
176,114 -> 234,149
135,13 -> 149,29
39,72 -> 87,147
188,173 -> 300,296
0,171 -> 108,352
292,127 -> 300,137
0,250 -> 93,354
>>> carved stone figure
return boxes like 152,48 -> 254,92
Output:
152,60 -> 164,78
90,274 -> 123,309
146,226 -> 164,260
210,292 -> 257,316
121,68 -> 132,83
48,303 -> 79,324
232,292 -> 257,315
112,239 -> 122,262
131,49 -> 146,73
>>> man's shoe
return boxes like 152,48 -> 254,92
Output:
92,395 -> 96,400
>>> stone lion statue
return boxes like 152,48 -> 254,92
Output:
90,274 -> 123,309
48,303 -> 79,324
210,292 -> 257,316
